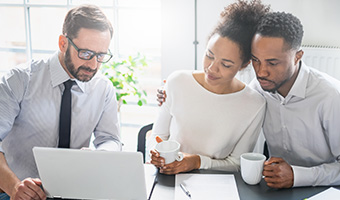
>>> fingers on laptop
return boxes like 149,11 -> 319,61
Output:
14,178 -> 46,200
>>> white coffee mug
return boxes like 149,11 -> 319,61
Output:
240,152 -> 266,185
155,140 -> 183,164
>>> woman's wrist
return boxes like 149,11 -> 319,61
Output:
195,154 -> 201,169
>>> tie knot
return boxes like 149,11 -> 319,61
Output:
64,80 -> 75,90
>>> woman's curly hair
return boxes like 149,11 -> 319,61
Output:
209,0 -> 270,65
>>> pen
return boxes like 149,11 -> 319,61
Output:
180,183 -> 191,198
148,174 -> 158,200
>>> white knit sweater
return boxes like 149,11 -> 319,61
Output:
147,70 -> 266,171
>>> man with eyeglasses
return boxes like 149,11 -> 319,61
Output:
0,5 -> 121,200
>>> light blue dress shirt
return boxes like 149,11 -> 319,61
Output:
0,51 -> 122,180
250,61 -> 340,187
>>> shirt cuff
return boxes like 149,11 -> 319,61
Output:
198,154 -> 211,169
96,140 -> 122,151
0,142 -> 3,153
292,165 -> 314,187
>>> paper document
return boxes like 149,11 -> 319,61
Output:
307,187 -> 340,199
144,164 -> 157,197
175,174 -> 240,200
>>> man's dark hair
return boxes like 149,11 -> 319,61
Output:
62,4 -> 113,39
256,12 -> 304,50
209,0 -> 270,65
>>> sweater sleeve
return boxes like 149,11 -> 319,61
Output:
146,83 -> 172,161
199,102 -> 266,171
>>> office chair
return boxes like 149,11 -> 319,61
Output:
137,123 -> 153,163
263,141 -> 269,159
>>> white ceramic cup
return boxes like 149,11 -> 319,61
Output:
240,152 -> 266,185
155,140 -> 183,164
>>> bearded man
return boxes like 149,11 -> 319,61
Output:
0,5 -> 121,200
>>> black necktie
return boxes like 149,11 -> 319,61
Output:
58,80 -> 75,148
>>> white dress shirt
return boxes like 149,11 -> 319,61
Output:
147,70 -> 266,171
250,61 -> 340,187
0,52 -> 122,180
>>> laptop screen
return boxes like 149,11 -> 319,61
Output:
33,147 -> 148,200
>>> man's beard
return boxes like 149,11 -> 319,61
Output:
257,77 -> 288,94
64,48 -> 97,82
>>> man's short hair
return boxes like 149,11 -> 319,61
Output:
256,12 -> 304,50
62,4 -> 113,39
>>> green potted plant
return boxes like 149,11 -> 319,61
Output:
101,53 -> 148,111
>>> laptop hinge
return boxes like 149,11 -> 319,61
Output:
52,196 -> 62,199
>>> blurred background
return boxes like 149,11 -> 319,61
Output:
0,0 -> 162,152
1,0 -> 339,152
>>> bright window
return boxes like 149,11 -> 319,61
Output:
0,0 -> 161,151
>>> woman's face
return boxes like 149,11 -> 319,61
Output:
203,34 -> 245,88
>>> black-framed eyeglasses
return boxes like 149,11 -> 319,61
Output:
66,36 -> 113,63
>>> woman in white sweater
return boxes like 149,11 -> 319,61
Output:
147,0 -> 269,174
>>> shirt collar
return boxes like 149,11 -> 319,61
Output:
286,61 -> 310,99
49,51 -> 86,93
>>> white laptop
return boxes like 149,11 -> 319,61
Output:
33,147 -> 148,200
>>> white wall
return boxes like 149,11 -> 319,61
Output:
161,0 -> 340,79
161,0 -> 195,80
263,0 -> 340,47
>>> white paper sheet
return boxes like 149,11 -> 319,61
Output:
307,187 -> 340,199
144,164 -> 157,197
175,174 -> 240,200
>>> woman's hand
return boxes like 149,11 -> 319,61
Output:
149,149 -> 165,168
150,151 -> 201,175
